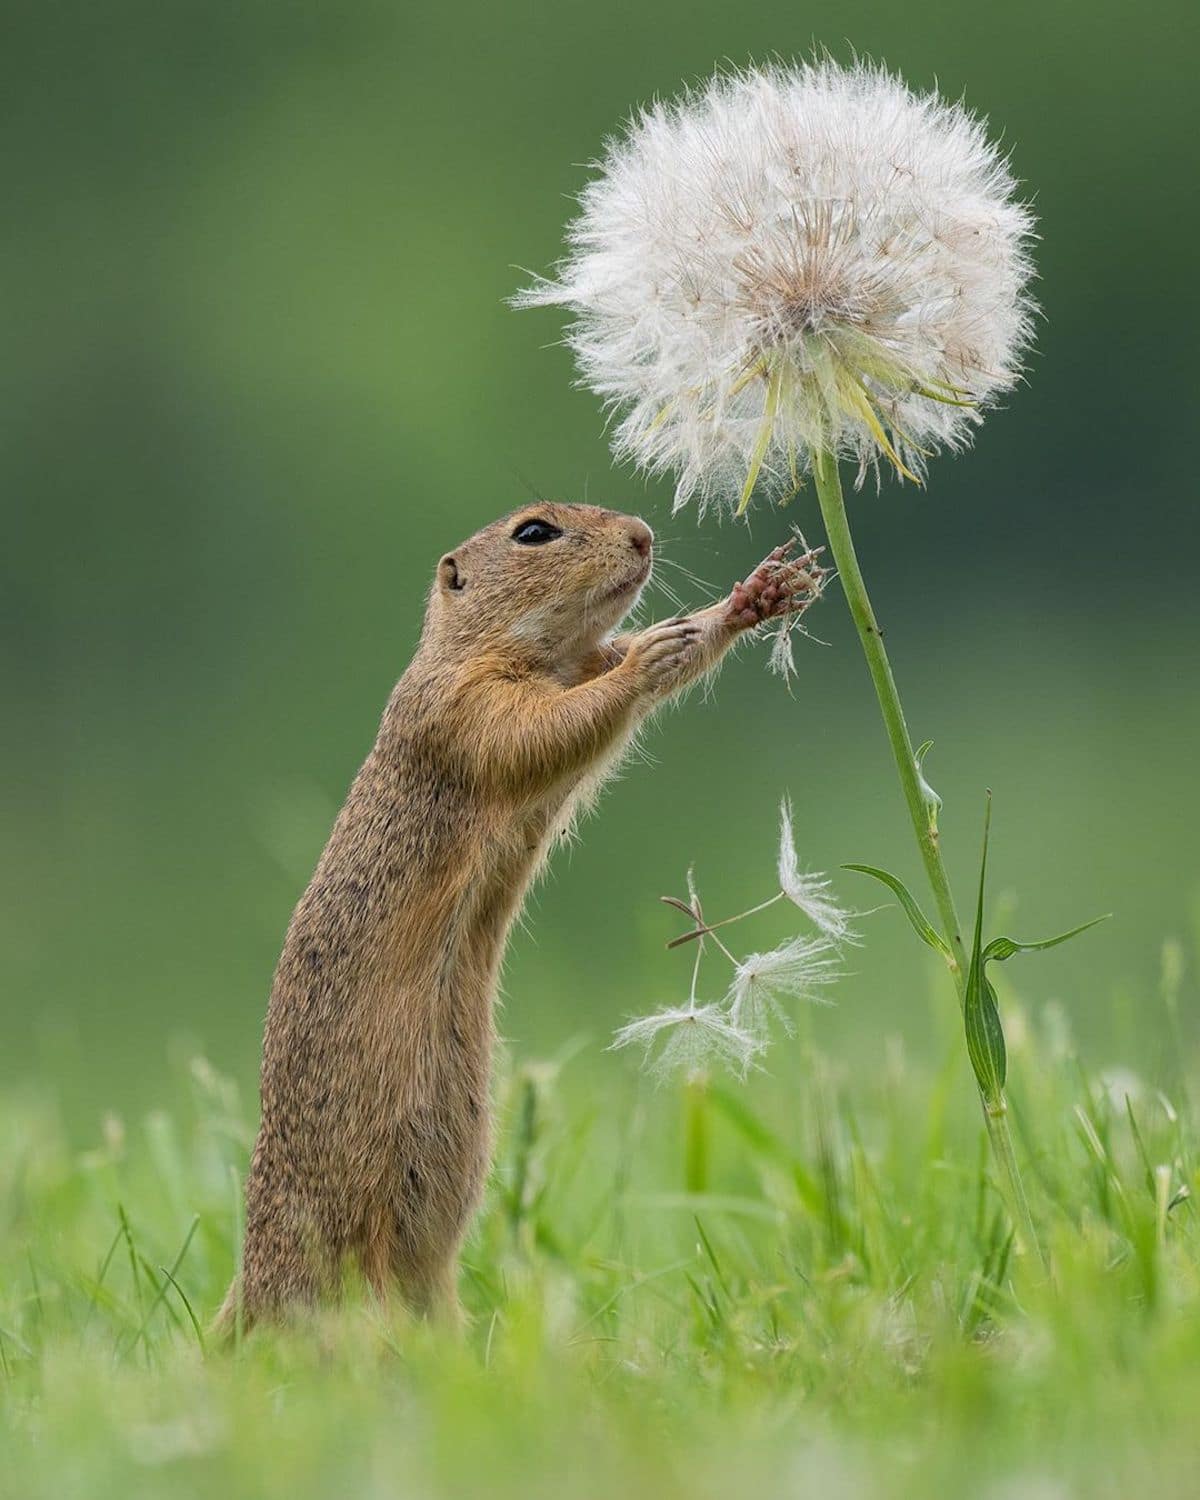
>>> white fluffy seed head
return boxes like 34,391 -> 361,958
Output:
517,59 -> 1036,513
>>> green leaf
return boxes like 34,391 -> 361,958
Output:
965,973 -> 1008,1105
963,796 -> 1007,1109
914,740 -> 942,832
842,864 -> 951,957
983,914 -> 1111,964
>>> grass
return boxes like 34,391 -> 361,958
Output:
2,962 -> 1198,1500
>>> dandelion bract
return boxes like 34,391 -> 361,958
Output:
517,59 -> 1036,512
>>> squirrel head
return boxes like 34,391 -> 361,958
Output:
426,503 -> 654,661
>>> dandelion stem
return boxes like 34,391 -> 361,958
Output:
810,448 -> 1044,1270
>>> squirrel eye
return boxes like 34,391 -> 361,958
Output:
511,519 -> 563,546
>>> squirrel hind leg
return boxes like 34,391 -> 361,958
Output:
208,1261 -> 325,1344
361,1210 -> 465,1331
402,1255 -> 465,1331
210,1212 -> 330,1341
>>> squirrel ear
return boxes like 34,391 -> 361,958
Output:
438,555 -> 464,593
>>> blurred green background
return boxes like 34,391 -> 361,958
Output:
3,0 -> 1197,1128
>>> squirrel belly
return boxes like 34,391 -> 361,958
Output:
219,504 -> 823,1331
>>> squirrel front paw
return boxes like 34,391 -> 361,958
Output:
725,539 -> 829,630
625,618 -> 704,694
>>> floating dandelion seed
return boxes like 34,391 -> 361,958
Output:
611,870 -> 762,1079
778,798 -> 859,945
610,1003 -> 762,1080
517,59 -> 1036,512
768,623 -> 798,680
613,820 -> 857,1079
728,934 -> 841,1043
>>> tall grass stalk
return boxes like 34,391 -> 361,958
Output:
684,1074 -> 710,1194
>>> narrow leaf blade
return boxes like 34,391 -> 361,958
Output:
963,795 -> 1007,1108
842,864 -> 950,957
983,914 -> 1111,964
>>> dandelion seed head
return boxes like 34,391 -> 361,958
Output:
517,59 -> 1036,512
778,798 -> 859,945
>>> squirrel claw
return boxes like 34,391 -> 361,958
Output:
726,544 -> 829,629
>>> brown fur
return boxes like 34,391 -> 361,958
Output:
218,503 -> 821,1332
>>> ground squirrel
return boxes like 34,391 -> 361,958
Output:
220,502 -> 823,1331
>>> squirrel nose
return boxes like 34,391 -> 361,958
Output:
627,520 -> 653,558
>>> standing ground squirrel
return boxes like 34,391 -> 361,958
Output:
220,502 -> 824,1331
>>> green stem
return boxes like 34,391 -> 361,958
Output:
684,1074 -> 710,1194
811,449 -> 1043,1269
